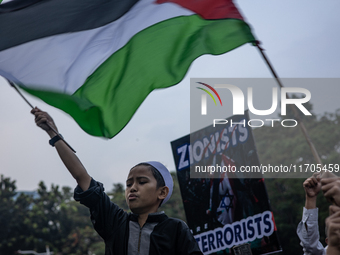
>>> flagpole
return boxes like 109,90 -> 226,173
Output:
5,78 -> 77,153
7,79 -> 35,108
254,41 -> 323,166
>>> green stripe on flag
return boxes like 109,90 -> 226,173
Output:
21,86 -> 107,136
23,15 -> 255,138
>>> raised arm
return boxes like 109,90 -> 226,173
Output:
304,173 -> 321,209
31,107 -> 91,191
296,174 -> 325,255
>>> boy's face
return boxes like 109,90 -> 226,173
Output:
125,165 -> 165,214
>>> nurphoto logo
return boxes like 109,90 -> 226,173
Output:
195,80 -> 312,128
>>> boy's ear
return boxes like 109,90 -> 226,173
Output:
158,186 -> 169,200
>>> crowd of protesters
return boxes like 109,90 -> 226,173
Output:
297,172 -> 340,255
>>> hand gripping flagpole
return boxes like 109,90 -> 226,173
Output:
6,78 -> 76,153
254,41 -> 323,167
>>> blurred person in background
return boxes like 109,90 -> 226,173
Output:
297,173 -> 327,255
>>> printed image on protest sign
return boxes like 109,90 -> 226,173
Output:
171,112 -> 281,255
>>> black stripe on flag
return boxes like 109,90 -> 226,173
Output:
0,0 -> 139,51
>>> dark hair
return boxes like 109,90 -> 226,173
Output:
134,163 -> 165,189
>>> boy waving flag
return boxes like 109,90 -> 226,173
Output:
31,107 -> 203,254
1,0 -> 255,138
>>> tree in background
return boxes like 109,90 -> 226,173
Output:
0,175 -> 35,253
0,176 -> 104,255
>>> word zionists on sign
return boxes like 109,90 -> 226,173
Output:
171,111 -> 282,255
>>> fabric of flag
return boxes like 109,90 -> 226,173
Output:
0,0 -> 255,138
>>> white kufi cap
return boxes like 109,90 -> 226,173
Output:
145,161 -> 173,205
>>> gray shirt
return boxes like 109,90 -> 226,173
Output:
128,212 -> 163,255
296,207 -> 326,255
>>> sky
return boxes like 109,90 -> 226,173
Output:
1,0 -> 340,191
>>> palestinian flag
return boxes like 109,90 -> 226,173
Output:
0,0 -> 255,138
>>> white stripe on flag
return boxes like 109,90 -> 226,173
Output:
0,0 -> 193,94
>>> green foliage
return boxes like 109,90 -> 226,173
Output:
0,175 -> 35,254
0,176 -> 103,255
107,183 -> 129,212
